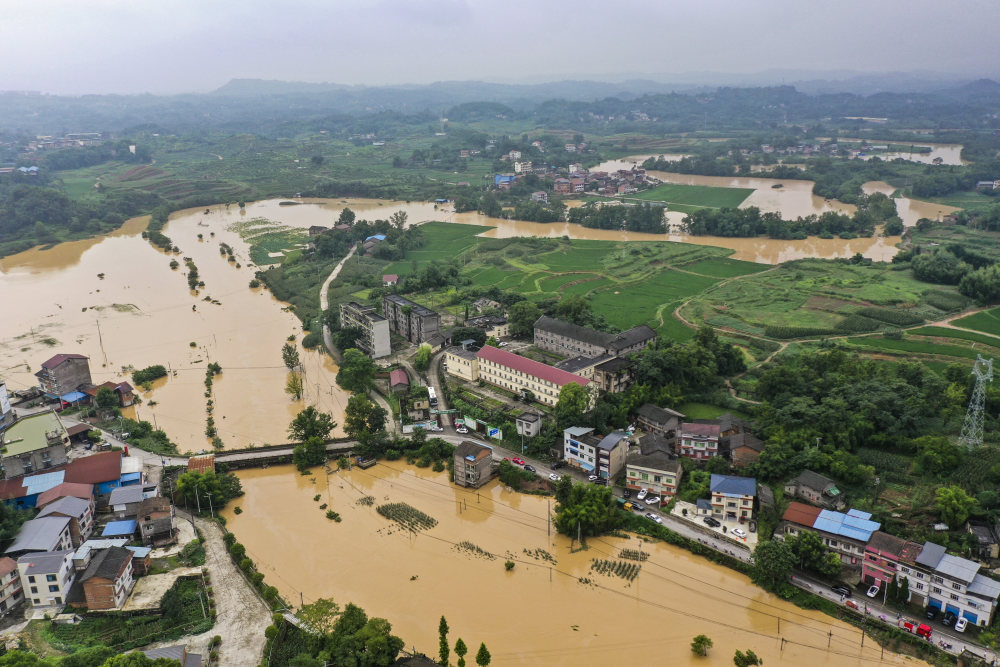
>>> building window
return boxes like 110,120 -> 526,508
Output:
933,587 -> 942,594
952,583 -> 961,590
48,585 -> 58,593
46,575 -> 56,582
951,594 -> 959,601
30,587 -> 37,594
28,576 -> 35,583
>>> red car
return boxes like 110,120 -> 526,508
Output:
512,458 -> 525,465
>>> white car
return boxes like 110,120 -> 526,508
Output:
644,512 -> 663,524
636,488 -> 648,500
549,473 -> 561,481
587,474 -> 599,482
866,585 -> 880,598
732,528 -> 747,539
644,496 -> 661,506
455,426 -> 468,434
955,617 -> 968,633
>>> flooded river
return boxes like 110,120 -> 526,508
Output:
222,463 -> 926,666
0,206 -> 349,452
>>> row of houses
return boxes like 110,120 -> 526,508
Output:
780,501 -> 1000,626
28,353 -> 135,411
633,404 -> 763,467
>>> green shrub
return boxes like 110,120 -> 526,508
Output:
834,314 -> 882,333
763,326 -> 837,339
857,307 -> 924,326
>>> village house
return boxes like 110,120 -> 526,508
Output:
625,450 -> 682,505
563,427 -> 628,480
781,503 -> 880,567
723,432 -> 765,468
83,381 -> 135,407
444,346 -> 479,382
101,520 -> 137,540
1,410 -> 70,477
382,274 -> 399,286
339,301 -> 391,359
108,485 -> 144,519
0,451 -> 122,510
383,295 -> 442,345
677,422 -> 720,460
35,354 -> 92,399
472,298 -> 501,313
634,403 -> 685,439
531,191 -> 548,203
307,225 -> 329,237
138,496 -> 175,547
554,178 -> 572,194
710,474 -> 756,521
862,531 -> 917,590
465,315 -> 510,339
453,441 -> 493,489
17,549 -> 75,609
140,645 -> 203,667
389,369 -> 410,394
966,522 -> 1000,561
784,470 -> 846,510
6,517 -> 74,557
514,160 -> 532,174
0,382 -> 13,433
475,345 -> 590,407
0,557 -> 23,616
901,541 -> 1000,627
36,496 -> 94,546
515,412 -> 542,438
75,546 -> 135,611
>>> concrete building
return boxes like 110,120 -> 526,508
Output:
900,541 -> 1000,626
563,427 -> 629,480
0,557 -> 23,616
0,381 -> 13,433
138,496 -> 175,547
678,423 -> 720,461
465,315 -> 509,339
862,531 -> 914,590
17,549 -> 75,608
382,295 -> 441,345
533,316 -> 656,360
444,347 -> 479,382
339,301 -> 391,359
108,485 -> 145,519
635,404 -> 684,439
476,345 -> 590,407
36,483 -> 94,510
389,369 -> 410,394
7,517 -> 74,557
710,474 -> 756,521
781,503 -> 880,567
78,546 -> 135,611
784,470 -> 846,511
36,496 -> 94,546
34,354 -> 91,398
453,441 -> 493,488
724,432 -> 765,469
515,412 -> 542,438
555,354 -> 635,394
1,410 -> 70,478
625,451 -> 682,505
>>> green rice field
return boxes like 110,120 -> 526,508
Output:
626,183 -> 754,209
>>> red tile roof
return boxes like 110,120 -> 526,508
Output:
0,478 -> 26,501
782,501 -> 822,527
389,369 -> 409,386
40,353 -> 88,369
0,557 -> 16,577
476,345 -> 590,388
187,454 -> 215,473
63,451 -> 121,485
36,483 -> 94,508
681,422 -> 720,437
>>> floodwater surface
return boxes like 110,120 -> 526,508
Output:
222,464 -> 927,667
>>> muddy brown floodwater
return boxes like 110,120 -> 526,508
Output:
222,464 -> 928,666
0,207 -> 349,452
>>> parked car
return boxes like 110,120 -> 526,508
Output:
925,607 -> 940,621
732,528 -> 747,539
622,489 -> 631,499
593,478 -> 608,485
498,341 -> 508,347
524,464 -> 536,473
455,426 -> 468,434
644,496 -> 661,506
588,474 -> 599,482
703,517 -> 721,528
550,461 -> 565,469
866,585 -> 880,598
636,488 -> 648,500
549,473 -> 561,481
831,584 -> 852,598
645,512 -> 663,524
632,504 -> 645,513
512,458 -> 525,465
955,617 -> 968,633
941,611 -> 957,627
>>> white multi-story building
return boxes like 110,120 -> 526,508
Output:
563,427 -> 628,480
900,541 -> 1000,627
17,549 -> 75,609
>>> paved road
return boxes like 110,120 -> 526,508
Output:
319,244 -> 357,354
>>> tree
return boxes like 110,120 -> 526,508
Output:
691,634 -> 714,657
297,597 -> 341,635
507,301 -> 541,338
936,485 -> 977,529
438,616 -> 450,666
475,643 -> 491,667
790,531 -> 841,578
749,540 -> 795,593
414,344 -> 432,372
554,475 -> 573,504
95,387 -> 119,410
344,394 -> 386,438
175,470 -> 243,509
337,348 -> 376,393
289,406 -> 337,442
390,211 -> 408,230
100,653 -> 181,666
553,483 -> 620,541
338,208 -> 356,226
555,383 -> 589,425
293,437 -> 327,470
60,646 -> 115,667
454,639 -> 468,667
282,342 -> 301,370
285,372 -> 304,400
733,649 -> 762,667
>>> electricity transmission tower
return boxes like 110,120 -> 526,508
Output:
959,355 -> 993,448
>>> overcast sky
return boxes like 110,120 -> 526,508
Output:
2,0 -> 997,95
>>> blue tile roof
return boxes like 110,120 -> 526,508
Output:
813,508 -> 880,542
710,474 -> 756,497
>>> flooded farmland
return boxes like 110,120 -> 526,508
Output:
222,463 -> 927,666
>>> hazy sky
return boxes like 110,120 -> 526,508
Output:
2,0 -> 997,95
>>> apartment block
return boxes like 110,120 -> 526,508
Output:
339,301 -> 391,359
383,295 -> 442,345
476,345 -> 589,407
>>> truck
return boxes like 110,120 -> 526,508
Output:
899,619 -> 932,640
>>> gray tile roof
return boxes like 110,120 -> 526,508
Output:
969,573 -> 1000,600
639,433 -> 674,456
595,431 -> 628,452
108,485 -> 143,506
564,426 -> 594,438
916,541 -> 947,569
556,354 -> 608,374
788,470 -> 838,494
36,496 -> 90,520
534,315 -> 611,348
17,549 -> 73,575
606,325 -> 657,352
7,516 -> 71,553
81,546 -> 132,583
626,451 -> 681,474
936,554 -> 979,584
636,403 -> 685,423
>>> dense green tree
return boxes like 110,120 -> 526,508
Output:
438,616 -> 450,666
285,372 -> 304,400
936,485 -> 977,529
289,406 -> 337,442
60,646 -> 115,667
282,342 -> 301,369
691,634 -> 714,657
297,597 -> 341,634
911,249 -> 969,285
293,436 -> 327,470
414,344 -> 432,372
960,264 -> 1000,305
507,301 -> 542,338
95,387 -> 119,409
732,649 -> 763,667
455,638 -> 468,667
555,383 -> 589,425
790,530 -> 842,578
337,348 -> 377,393
450,327 -> 487,347
913,436 -> 964,475
554,475 -> 573,504
175,470 -> 244,509
553,483 -> 620,542
475,643 -> 491,667
749,539 -> 795,593
344,394 -> 387,438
